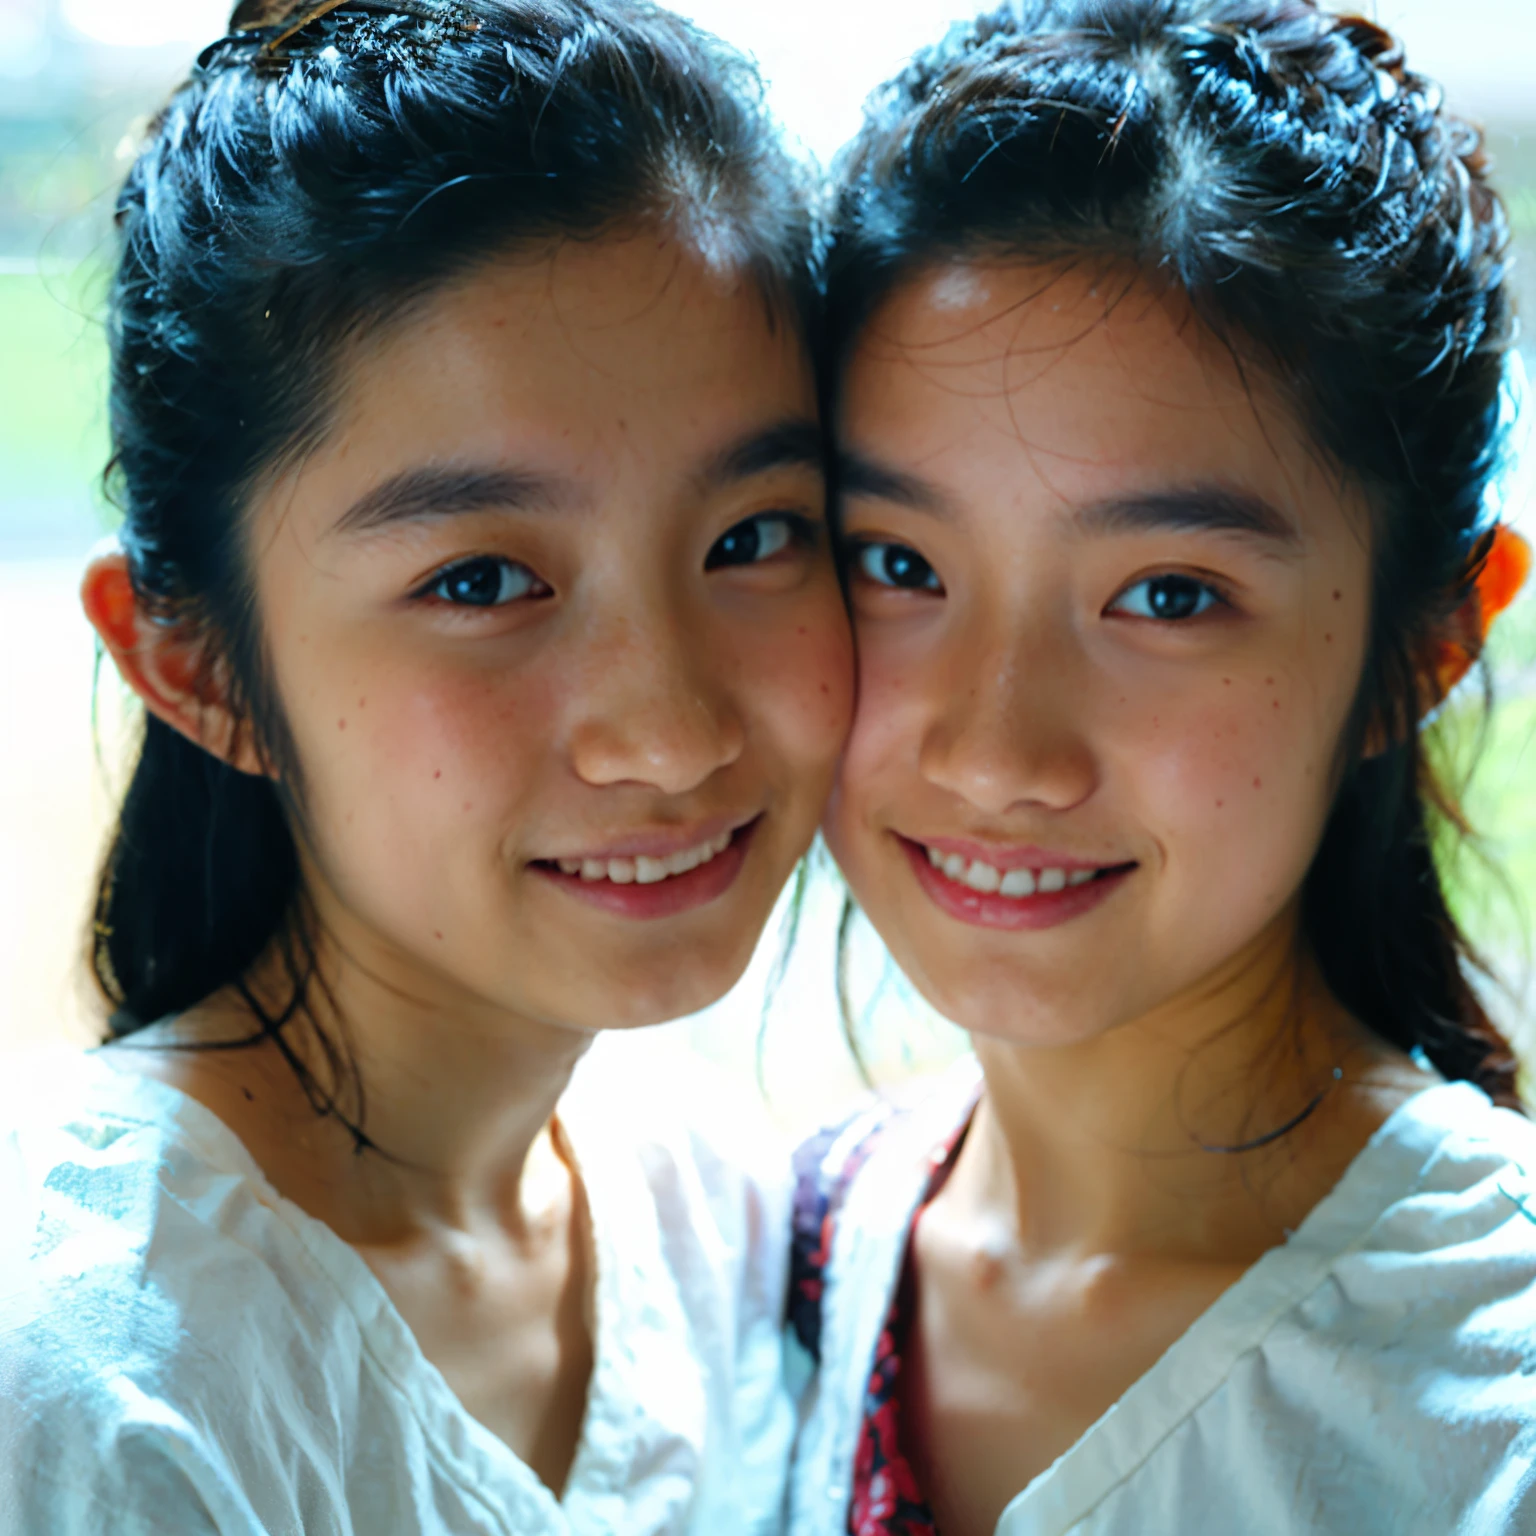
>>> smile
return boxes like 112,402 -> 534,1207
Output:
922,846 -> 1099,898
554,830 -> 734,887
899,835 -> 1135,932
532,819 -> 759,920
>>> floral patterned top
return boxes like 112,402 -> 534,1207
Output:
790,1108 -> 971,1536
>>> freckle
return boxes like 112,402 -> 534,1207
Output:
1325,634 -> 1333,644
358,697 -> 366,708
1216,799 -> 1225,809
797,627 -> 807,636
1265,677 -> 1274,686
1273,700 -> 1281,709
1253,777 -> 1262,789
337,718 -> 346,731
1222,678 -> 1231,686
433,769 -> 442,780
462,801 -> 472,812
1152,716 -> 1159,728
346,812 -> 353,824
820,683 -> 829,695
1333,590 -> 1342,601
434,931 -> 444,941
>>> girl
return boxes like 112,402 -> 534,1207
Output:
790,2 -> 1536,1533
0,2 -> 851,1531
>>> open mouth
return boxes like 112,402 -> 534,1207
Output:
536,828 -> 736,888
530,817 -> 759,918
900,834 -> 1137,930
917,844 -> 1133,899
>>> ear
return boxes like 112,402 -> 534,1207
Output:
81,548 -> 270,778
1424,524 -> 1532,707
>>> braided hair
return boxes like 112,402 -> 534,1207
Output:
826,0 -> 1521,1103
93,0 -> 813,1128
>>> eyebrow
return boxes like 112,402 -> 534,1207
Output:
836,450 -> 949,514
1073,486 -> 1302,552
329,418 -> 825,541
329,465 -> 569,539
704,418 -> 826,488
836,451 -> 1300,555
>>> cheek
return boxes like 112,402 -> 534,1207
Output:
732,595 -> 855,771
1129,671 -> 1345,908
281,641 -> 554,862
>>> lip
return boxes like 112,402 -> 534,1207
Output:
898,834 -> 1135,932
536,814 -> 752,865
532,816 -> 759,921
916,835 -> 1118,874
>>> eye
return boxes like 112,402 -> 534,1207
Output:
1108,574 -> 1222,621
705,513 -> 812,571
422,556 -> 547,608
854,541 -> 943,594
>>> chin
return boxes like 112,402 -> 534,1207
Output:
912,962 -> 1117,1051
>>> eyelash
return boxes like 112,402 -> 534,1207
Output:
705,512 -> 821,571
413,555 -> 551,609
1106,572 -> 1233,623
847,539 -> 945,594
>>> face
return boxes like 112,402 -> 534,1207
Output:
239,232 -> 851,1033
826,261 -> 1372,1048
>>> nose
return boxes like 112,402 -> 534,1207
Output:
565,603 -> 745,795
918,612 -> 1097,818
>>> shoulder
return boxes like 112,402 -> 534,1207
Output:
0,1054 -> 358,1504
1315,1085 -> 1536,1350
1208,1086 -> 1536,1519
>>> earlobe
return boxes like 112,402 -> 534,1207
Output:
80,550 -> 269,778
1424,525 -> 1532,710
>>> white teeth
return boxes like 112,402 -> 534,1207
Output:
924,848 -> 1101,901
965,860 -> 1001,894
559,831 -> 736,887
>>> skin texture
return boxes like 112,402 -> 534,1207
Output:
827,260 -> 1428,1536
83,230 -> 853,1494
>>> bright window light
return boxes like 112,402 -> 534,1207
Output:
60,0 -> 227,49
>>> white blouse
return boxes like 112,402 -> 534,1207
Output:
0,1042 -> 795,1535
789,1060 -> 1536,1535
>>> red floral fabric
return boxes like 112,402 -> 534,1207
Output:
791,1114 -> 970,1536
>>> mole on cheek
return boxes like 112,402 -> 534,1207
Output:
337,718 -> 347,731
433,769 -> 442,780
1333,590 -> 1342,601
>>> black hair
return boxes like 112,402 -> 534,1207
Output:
826,0 -> 1520,1104
92,0 -> 815,1122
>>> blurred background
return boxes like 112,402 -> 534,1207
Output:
0,0 -> 1532,1133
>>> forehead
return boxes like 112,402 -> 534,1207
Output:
841,259 -> 1335,522
260,230 -> 813,530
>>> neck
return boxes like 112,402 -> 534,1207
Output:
956,912 -> 1422,1261
124,909 -> 594,1245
